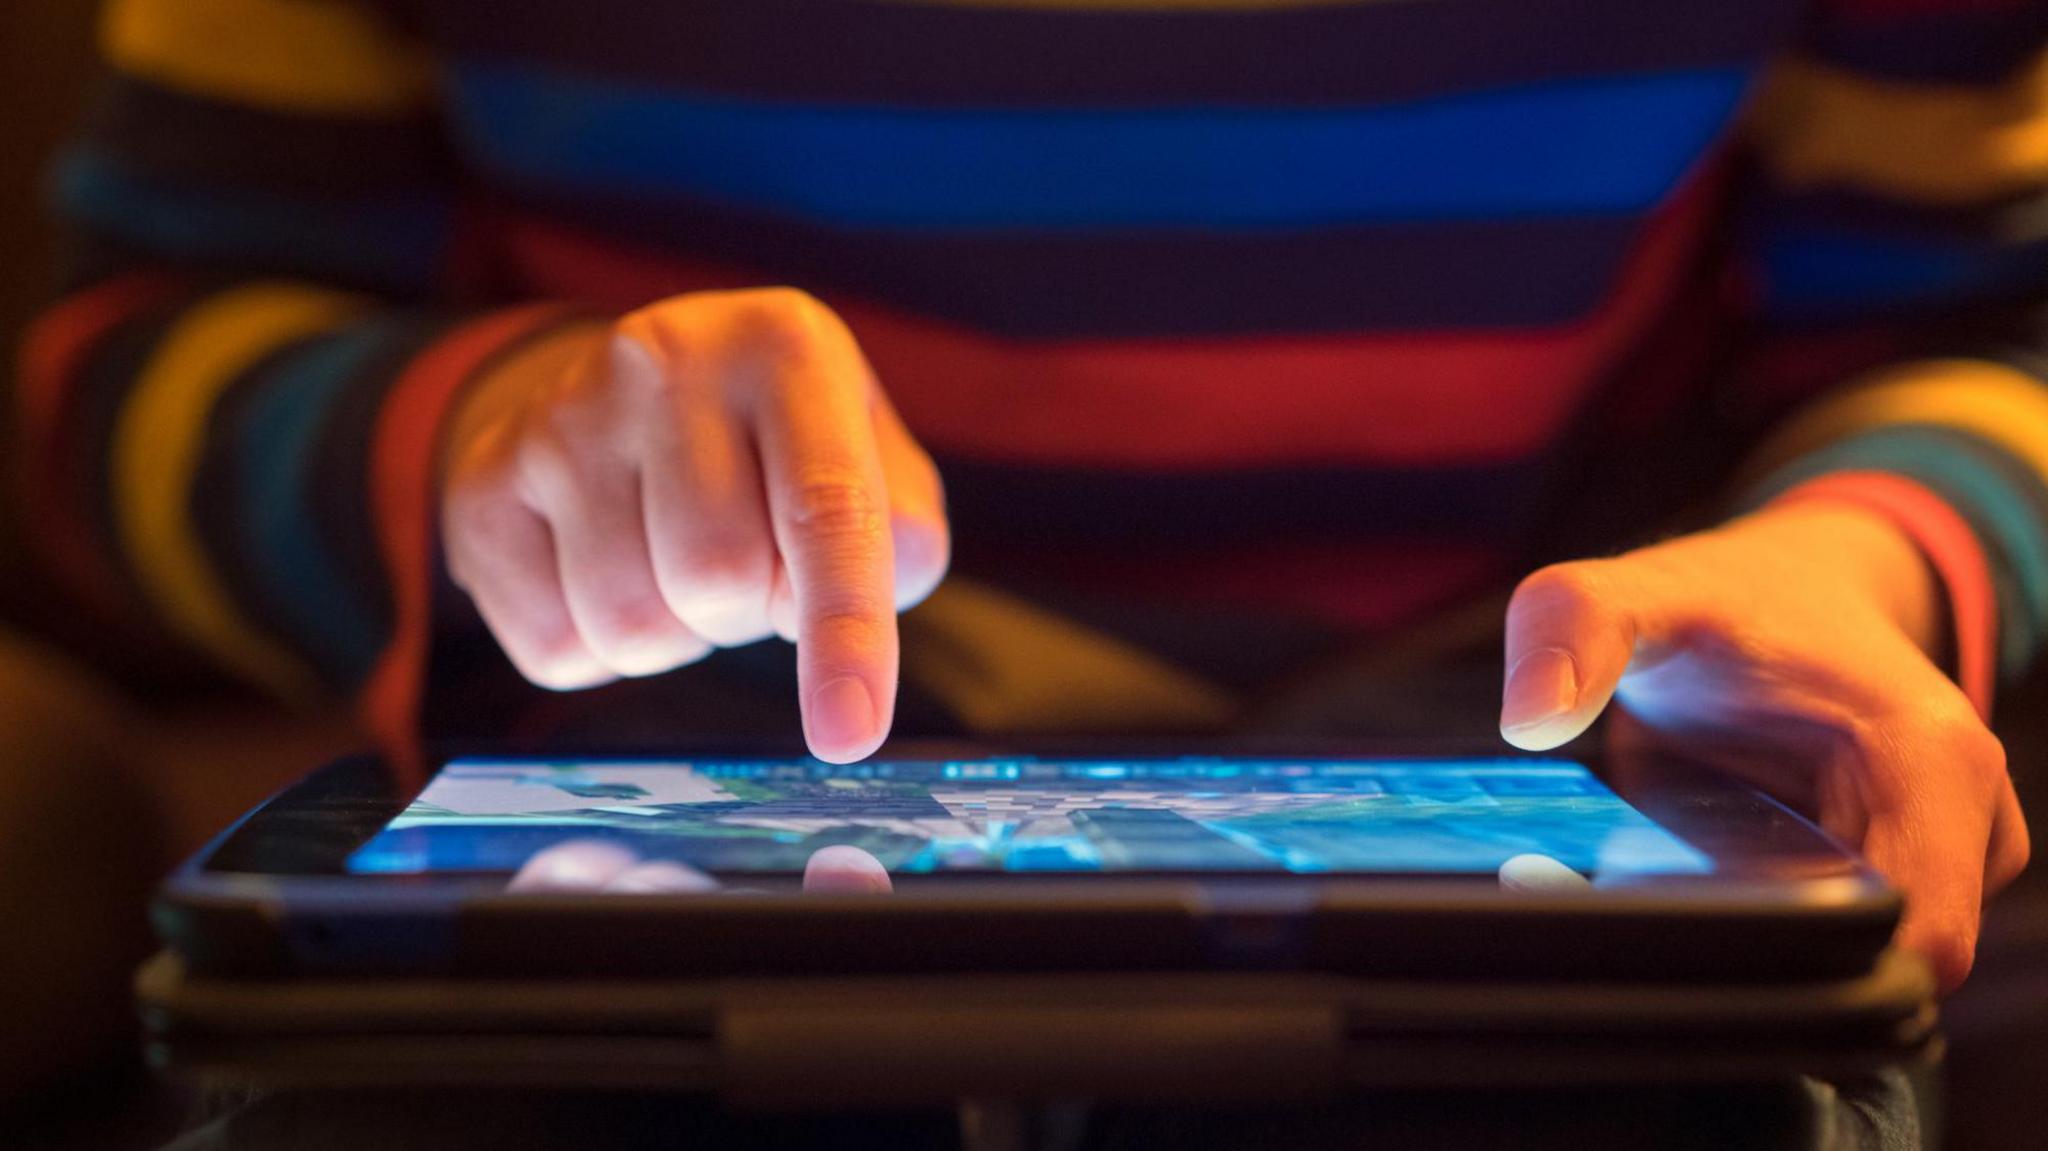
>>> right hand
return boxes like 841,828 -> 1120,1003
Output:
440,289 -> 950,763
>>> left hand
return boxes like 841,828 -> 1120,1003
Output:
1499,501 -> 2030,992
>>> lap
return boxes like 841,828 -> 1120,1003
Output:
163,1075 -> 1923,1151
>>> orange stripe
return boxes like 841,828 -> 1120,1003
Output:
357,304 -> 584,778
16,273 -> 187,615
498,184 -> 1717,470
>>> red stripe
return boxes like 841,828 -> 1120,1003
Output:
357,304 -> 583,778
15,273 -> 188,616
496,184 -> 1717,471
1771,471 -> 1998,719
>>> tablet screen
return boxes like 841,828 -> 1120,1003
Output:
346,757 -> 1712,877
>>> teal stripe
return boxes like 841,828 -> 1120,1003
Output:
50,146 -> 452,294
1749,425 -> 2048,680
236,328 -> 394,683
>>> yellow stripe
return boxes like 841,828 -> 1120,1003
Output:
901,580 -> 1236,733
113,284 -> 369,699
1749,49 -> 2048,206
102,0 -> 434,116
1748,360 -> 2048,487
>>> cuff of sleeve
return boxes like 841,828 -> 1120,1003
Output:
1768,470 -> 1998,720
356,302 -> 593,777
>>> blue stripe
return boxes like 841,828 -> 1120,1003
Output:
50,147 -> 451,293
446,62 -> 1749,230
236,329 -> 394,684
1750,426 -> 2048,680
1758,224 -> 2048,320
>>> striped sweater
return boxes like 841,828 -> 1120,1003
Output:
16,0 -> 2048,747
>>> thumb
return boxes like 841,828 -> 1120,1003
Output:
1501,562 -> 1644,751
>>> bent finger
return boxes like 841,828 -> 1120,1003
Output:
1987,773 -> 2031,895
445,483 -> 613,691
627,333 -> 781,649
1857,710 -> 2000,994
536,456 -> 713,678
875,396 -> 950,611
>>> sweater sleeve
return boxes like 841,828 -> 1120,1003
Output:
1730,0 -> 2048,700
13,0 -> 592,748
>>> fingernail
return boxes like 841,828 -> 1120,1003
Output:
809,676 -> 878,759
1502,646 -> 1580,733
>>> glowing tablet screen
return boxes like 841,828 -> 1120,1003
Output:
347,757 -> 1711,877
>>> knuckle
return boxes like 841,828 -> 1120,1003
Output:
805,603 -> 890,656
611,311 -> 699,403
613,307 -> 674,359
1512,562 -> 1605,618
924,453 -> 949,516
893,515 -> 952,601
2005,832 -> 2033,886
531,384 -> 609,448
1860,696 -> 2008,818
440,479 -> 526,584
662,542 -> 771,603
512,421 -> 581,496
581,592 -> 680,652
788,476 -> 885,543
725,287 -> 839,366
1925,699 -> 2005,788
444,458 -> 521,520
515,629 -> 603,690
1927,937 -> 1975,993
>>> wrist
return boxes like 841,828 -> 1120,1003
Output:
1737,498 -> 1945,656
1754,469 -> 1999,717
438,320 -> 611,486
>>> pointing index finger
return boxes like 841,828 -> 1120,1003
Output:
745,310 -> 898,764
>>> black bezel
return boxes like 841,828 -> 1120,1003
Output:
159,739 -> 1901,982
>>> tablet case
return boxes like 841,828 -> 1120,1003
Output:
137,946 -> 1938,1106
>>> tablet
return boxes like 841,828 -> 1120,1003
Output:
156,742 -> 1899,983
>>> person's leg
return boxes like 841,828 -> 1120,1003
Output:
0,630 -> 358,1102
161,1089 -> 961,1151
0,633 -> 162,1097
1082,1075 -> 1922,1151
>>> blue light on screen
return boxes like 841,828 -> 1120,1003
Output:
348,757 -> 1712,878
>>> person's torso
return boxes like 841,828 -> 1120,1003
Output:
403,0 -> 1801,671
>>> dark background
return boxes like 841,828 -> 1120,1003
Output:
1,4 -> 2044,1148
0,2 -> 97,614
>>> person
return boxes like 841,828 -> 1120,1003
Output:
9,0 -> 2048,1140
